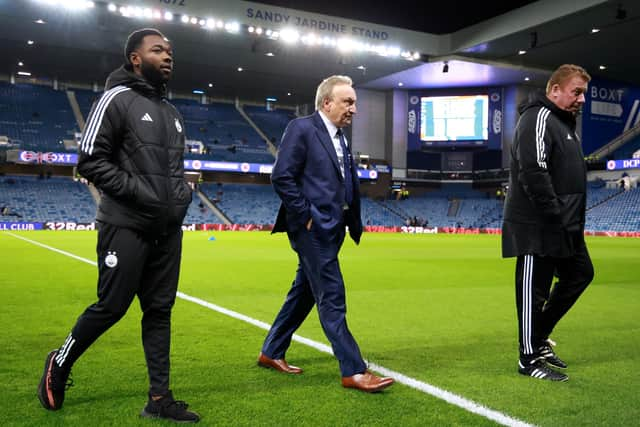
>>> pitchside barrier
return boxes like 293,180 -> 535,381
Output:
2,221 -> 640,237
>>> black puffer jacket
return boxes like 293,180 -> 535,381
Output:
502,91 -> 587,258
77,66 -> 191,234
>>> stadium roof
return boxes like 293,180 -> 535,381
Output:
257,1 -> 539,35
0,0 -> 637,105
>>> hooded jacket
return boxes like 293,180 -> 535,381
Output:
77,66 -> 191,234
502,91 -> 587,258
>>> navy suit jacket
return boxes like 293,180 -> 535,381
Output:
271,111 -> 363,244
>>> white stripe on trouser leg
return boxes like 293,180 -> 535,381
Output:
55,334 -> 72,365
526,255 -> 532,354
56,334 -> 76,367
522,256 -> 527,354
526,255 -> 533,354
522,255 -> 534,355
60,338 -> 75,366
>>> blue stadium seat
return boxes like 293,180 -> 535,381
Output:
1,172 -> 637,231
183,192 -> 224,224
0,82 -> 79,152
198,182 -> 280,225
243,105 -> 296,146
73,88 -> 101,119
172,99 -> 275,163
0,175 -> 96,223
586,186 -> 640,231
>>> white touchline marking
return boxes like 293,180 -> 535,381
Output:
7,232 -> 98,266
5,232 -> 534,427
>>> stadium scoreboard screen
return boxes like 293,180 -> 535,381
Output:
420,95 -> 488,146
407,89 -> 502,158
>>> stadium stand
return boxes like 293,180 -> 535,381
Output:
378,181 -> 638,230
0,82 -> 78,152
385,196 -> 453,227
360,197 -> 404,226
198,182 -> 280,225
243,105 -> 296,146
0,175 -> 224,226
470,201 -> 504,229
0,175 -> 95,223
173,99 -> 264,147
72,90 -> 277,164
1,83 -> 279,165
383,188 -> 497,228
73,87 -> 100,119
2,82 -> 638,232
1,174 -> 639,233
586,184 -> 622,208
586,187 -> 640,231
172,99 -> 275,163
197,182 -> 406,227
458,198 -> 504,229
183,192 -> 224,225
195,182 -> 409,227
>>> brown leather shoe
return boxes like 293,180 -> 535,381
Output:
257,353 -> 303,374
341,370 -> 394,393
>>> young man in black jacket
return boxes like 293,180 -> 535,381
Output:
502,64 -> 594,382
38,29 -> 199,422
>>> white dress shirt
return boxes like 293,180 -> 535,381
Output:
318,110 -> 348,179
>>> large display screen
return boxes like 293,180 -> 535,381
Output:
419,95 -> 488,146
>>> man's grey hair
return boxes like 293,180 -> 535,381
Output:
315,75 -> 353,110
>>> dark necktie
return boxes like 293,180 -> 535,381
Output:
337,128 -> 353,205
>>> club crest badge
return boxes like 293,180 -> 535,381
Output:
175,118 -> 182,133
493,109 -> 502,134
105,251 -> 118,268
408,110 -> 416,134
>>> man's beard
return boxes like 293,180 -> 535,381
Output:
140,61 -> 169,87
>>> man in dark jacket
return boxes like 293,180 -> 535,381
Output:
38,29 -> 198,422
502,64 -> 594,382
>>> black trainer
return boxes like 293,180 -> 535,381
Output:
518,358 -> 568,382
539,339 -> 568,369
38,350 -> 73,410
140,390 -> 200,423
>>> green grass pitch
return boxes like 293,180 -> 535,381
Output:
0,231 -> 638,426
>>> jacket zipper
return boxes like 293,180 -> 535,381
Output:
162,100 -> 173,233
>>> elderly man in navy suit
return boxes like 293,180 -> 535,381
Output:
257,75 -> 393,393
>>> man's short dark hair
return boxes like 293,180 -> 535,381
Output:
124,28 -> 168,68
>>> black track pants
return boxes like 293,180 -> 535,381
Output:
515,240 -> 594,359
54,222 -> 182,395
